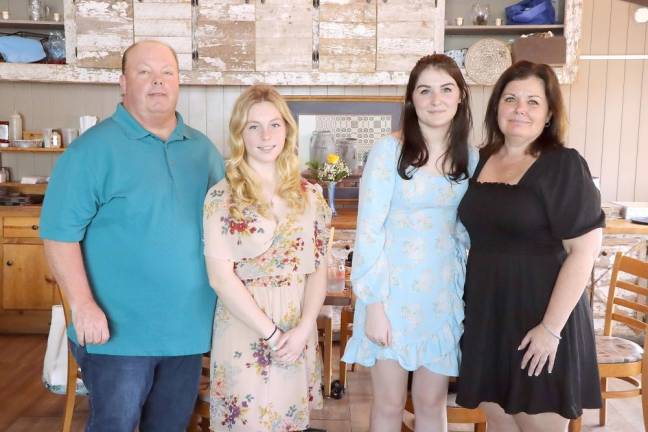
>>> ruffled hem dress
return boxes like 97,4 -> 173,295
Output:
203,179 -> 331,432
341,136 -> 477,376
456,147 -> 604,419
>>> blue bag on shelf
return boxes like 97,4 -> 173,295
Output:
0,35 -> 46,63
505,0 -> 556,25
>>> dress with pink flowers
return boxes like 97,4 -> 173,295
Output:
203,179 -> 331,432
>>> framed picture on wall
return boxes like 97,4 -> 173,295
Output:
285,96 -> 404,170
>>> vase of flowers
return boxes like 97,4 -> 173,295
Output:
314,153 -> 350,215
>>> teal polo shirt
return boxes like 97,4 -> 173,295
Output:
40,103 -> 225,356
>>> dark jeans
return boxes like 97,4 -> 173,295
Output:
70,341 -> 202,432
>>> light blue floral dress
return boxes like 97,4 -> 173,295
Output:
341,135 -> 476,376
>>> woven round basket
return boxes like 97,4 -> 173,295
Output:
464,38 -> 512,85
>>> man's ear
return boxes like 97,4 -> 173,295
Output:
119,75 -> 126,97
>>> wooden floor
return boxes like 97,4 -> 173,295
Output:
0,334 -> 643,432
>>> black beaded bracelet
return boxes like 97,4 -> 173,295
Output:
264,325 -> 278,341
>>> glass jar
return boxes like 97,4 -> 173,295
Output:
472,2 -> 490,25
28,0 -> 42,21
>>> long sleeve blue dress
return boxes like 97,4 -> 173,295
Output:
342,135 -> 476,375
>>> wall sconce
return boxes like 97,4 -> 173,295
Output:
635,7 -> 648,23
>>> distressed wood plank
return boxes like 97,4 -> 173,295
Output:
319,0 -> 376,73
75,0 -> 134,69
376,0 -> 439,72
132,2 -> 192,70
196,1 -> 255,72
132,2 -> 192,19
255,0 -> 313,72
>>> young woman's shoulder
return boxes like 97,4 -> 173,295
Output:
205,178 -> 231,210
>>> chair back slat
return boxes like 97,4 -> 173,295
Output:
619,254 -> 648,279
616,280 -> 648,297
611,312 -> 646,332
614,297 -> 648,315
604,252 -> 648,336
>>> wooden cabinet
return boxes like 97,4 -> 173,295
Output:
0,209 -> 55,333
2,244 -> 56,311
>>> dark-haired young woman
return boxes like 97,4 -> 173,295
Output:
342,54 -> 476,432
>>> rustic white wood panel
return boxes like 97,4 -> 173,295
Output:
75,0 -> 133,69
255,0 -> 313,72
376,0 -> 441,72
132,1 -> 192,70
195,0 -> 255,71
319,0 -> 376,73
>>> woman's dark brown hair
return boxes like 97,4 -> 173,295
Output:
398,54 -> 472,181
483,61 -> 567,157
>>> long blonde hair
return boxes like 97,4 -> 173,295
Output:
226,85 -> 307,219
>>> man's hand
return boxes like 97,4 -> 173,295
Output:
72,299 -> 110,345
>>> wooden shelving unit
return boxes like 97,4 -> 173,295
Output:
0,19 -> 63,30
445,24 -> 564,35
0,182 -> 47,194
0,147 -> 63,153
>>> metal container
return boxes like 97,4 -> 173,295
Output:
335,137 -> 358,172
309,130 -> 336,165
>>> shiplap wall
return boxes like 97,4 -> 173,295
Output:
0,0 -> 647,201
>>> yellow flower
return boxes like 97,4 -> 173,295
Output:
326,153 -> 340,164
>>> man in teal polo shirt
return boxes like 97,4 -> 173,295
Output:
40,40 -> 224,431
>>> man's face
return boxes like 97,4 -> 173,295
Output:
119,43 -> 179,124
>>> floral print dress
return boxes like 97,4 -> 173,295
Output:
341,136 -> 477,375
203,179 -> 331,432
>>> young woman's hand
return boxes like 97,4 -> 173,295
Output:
518,322 -> 560,376
272,325 -> 310,363
365,302 -> 392,347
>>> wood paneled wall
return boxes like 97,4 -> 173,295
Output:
0,0 -> 646,201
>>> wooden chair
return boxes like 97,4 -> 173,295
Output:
54,289 -> 86,432
188,354 -> 211,432
401,381 -> 487,432
338,276 -> 355,391
317,315 -> 333,397
595,251 -> 648,429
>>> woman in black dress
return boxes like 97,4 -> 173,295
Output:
456,61 -> 604,431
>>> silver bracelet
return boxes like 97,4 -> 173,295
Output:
542,321 -> 561,340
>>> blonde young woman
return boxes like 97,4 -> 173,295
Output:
203,85 -> 331,432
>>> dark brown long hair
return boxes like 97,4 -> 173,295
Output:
398,54 -> 472,181
483,61 -> 566,157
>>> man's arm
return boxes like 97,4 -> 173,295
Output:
44,240 -> 110,345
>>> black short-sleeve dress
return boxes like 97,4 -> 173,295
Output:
456,147 -> 605,419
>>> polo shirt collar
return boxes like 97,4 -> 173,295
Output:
112,103 -> 191,142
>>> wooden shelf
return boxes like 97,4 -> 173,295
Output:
0,147 -> 63,153
0,183 -> 47,195
445,24 -> 564,35
0,19 -> 64,30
